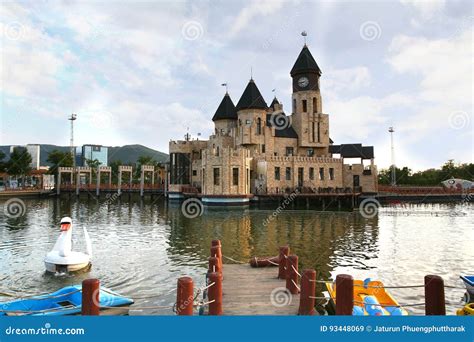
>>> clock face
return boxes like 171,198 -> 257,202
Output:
298,76 -> 309,88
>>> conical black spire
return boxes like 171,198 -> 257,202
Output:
290,45 -> 322,76
270,97 -> 280,109
212,93 -> 237,121
236,79 -> 267,111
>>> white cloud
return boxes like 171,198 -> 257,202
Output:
400,0 -> 446,20
324,66 -> 371,93
230,0 -> 288,37
387,29 -> 472,138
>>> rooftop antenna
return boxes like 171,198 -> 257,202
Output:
272,88 -> 276,98
184,127 -> 191,141
388,126 -> 396,186
221,83 -> 228,93
68,113 -> 77,172
301,31 -> 307,45
250,67 -> 253,80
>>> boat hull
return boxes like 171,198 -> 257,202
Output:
0,285 -> 134,316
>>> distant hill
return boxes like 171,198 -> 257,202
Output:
0,144 -> 168,166
108,144 -> 168,164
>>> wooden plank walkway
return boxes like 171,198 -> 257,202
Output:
222,264 -> 300,315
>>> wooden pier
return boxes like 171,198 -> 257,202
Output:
222,264 -> 300,315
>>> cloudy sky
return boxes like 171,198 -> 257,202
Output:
0,0 -> 472,170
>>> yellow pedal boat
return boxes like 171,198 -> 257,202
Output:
325,278 -> 409,316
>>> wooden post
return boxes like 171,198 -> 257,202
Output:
298,269 -> 316,315
335,274 -> 353,315
208,256 -> 221,274
82,278 -> 100,316
286,255 -> 299,294
210,245 -> 222,268
425,275 -> 446,315
278,246 -> 290,279
176,277 -> 194,315
211,239 -> 221,247
208,272 -> 223,315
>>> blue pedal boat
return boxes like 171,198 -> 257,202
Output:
0,285 -> 134,316
460,275 -> 474,302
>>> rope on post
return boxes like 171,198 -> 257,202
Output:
291,264 -> 302,278
278,246 -> 290,279
176,277 -> 194,315
207,272 -> 223,315
335,274 -> 353,315
425,275 -> 446,315
285,255 -> 299,294
298,269 -> 316,315
208,256 -> 221,274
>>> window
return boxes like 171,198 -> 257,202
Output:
302,100 -> 307,112
309,167 -> 314,180
257,118 -> 262,135
317,122 -> 321,142
92,145 -> 101,152
232,168 -> 239,186
262,144 -> 265,153
213,168 -> 220,185
192,170 -> 197,176
286,147 -> 294,156
274,152 -> 278,156
329,168 -> 335,180
319,168 -> 324,181
246,119 -> 251,125
274,167 -> 280,180
313,97 -> 317,113
216,146 -> 220,157
286,167 -> 291,181
293,99 -> 296,113
307,148 -> 314,157
312,122 -> 315,142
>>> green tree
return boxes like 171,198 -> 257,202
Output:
0,150 -> 6,172
134,155 -> 157,181
6,147 -> 32,176
46,150 -> 73,178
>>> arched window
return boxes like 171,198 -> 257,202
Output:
313,97 -> 317,113
257,118 -> 262,135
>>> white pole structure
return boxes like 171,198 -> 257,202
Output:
389,126 -> 396,186
68,114 -> 77,184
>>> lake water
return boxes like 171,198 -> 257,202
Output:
0,196 -> 472,315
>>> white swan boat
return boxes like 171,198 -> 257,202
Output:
44,217 -> 92,273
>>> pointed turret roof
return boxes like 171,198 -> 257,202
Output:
290,45 -> 322,76
236,79 -> 268,111
212,93 -> 237,121
270,97 -> 280,108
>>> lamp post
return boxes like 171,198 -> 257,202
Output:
69,114 -> 77,184
388,126 -> 396,186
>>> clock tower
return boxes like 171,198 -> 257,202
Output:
290,44 -> 329,153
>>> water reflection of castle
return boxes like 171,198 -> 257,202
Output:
165,203 -> 379,281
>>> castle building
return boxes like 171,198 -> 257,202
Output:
169,44 -> 377,204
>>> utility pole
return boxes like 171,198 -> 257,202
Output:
69,114 -> 77,183
388,126 -> 396,186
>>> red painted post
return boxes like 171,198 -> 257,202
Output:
425,275 -> 446,315
335,274 -> 353,315
176,277 -> 194,315
298,269 -> 316,315
208,272 -> 223,315
210,245 -> 222,268
82,278 -> 100,316
208,256 -> 221,273
285,255 -> 299,294
278,246 -> 290,279
211,239 -> 221,247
